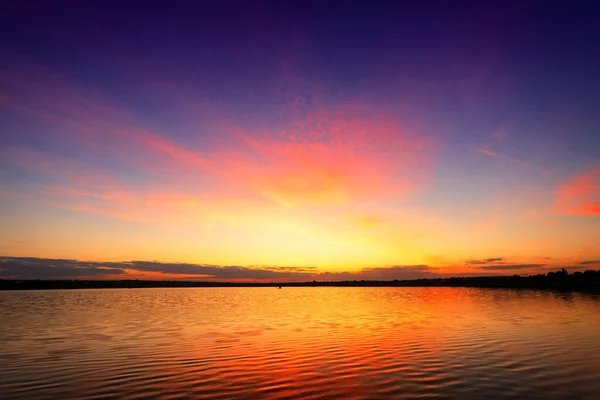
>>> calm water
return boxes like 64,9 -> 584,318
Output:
1,288 -> 600,399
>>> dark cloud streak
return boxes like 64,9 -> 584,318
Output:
0,257 -> 126,279
0,257 -> 556,280
475,264 -> 546,271
0,257 -> 436,281
465,257 -> 505,265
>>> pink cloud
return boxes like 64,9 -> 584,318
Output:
47,188 -> 204,223
214,108 -> 432,207
1,60 -> 435,224
555,168 -> 600,216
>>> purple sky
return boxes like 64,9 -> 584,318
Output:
1,1 -> 599,280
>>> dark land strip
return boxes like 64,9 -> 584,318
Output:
2,269 -> 600,292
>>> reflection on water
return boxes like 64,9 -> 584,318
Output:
1,287 -> 600,399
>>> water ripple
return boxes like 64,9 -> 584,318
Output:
1,287 -> 600,399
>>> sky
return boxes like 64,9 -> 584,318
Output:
1,1 -> 599,281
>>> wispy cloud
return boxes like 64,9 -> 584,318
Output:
0,257 -> 126,279
475,264 -> 546,271
554,167 -> 600,216
579,260 -> 600,265
0,257 -> 313,280
475,148 -> 554,176
476,148 -> 521,163
465,257 -> 505,265
0,257 -> 435,281
0,61 -> 435,224
1,256 -> 561,281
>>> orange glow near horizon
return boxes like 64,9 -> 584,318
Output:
1,49 -> 599,281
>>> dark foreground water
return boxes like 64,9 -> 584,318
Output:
1,288 -> 599,399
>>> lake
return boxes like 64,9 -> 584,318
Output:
1,287 -> 599,399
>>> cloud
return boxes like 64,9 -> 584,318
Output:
475,148 -> 554,176
475,264 -> 546,271
124,261 -> 315,280
476,148 -> 519,162
0,257 -> 126,279
579,260 -> 600,265
554,168 -> 600,216
0,61 -> 434,224
0,257 -> 436,281
465,257 -> 506,265
0,257 -> 315,281
207,101 -> 434,209
1,256 -> 559,280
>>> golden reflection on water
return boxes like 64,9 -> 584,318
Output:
1,287 -> 600,399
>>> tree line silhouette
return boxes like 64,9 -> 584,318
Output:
1,269 -> 599,292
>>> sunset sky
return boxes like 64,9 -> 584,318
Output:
1,2 -> 599,280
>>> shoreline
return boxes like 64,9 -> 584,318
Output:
2,270 -> 599,292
